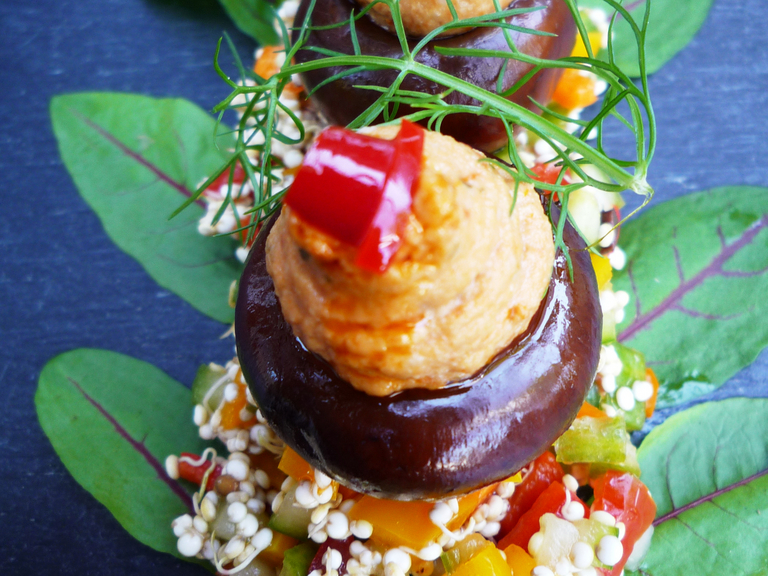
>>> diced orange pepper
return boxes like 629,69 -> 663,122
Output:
503,543 -> 536,576
348,483 -> 498,550
220,382 -> 254,430
449,483 -> 499,530
338,484 -> 361,501
259,531 -> 299,566
552,69 -> 598,111
571,31 -> 603,59
254,45 -> 284,79
576,402 -> 608,420
452,545 -> 512,576
590,253 -> 612,291
250,450 -> 286,489
278,446 -> 315,482
644,368 -> 660,418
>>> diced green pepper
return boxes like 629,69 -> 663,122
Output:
280,542 -> 320,576
191,363 -> 227,411
554,416 -> 638,476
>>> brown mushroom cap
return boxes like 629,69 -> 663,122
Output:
292,0 -> 576,152
235,205 -> 601,500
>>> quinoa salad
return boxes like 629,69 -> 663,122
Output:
162,5 -> 660,576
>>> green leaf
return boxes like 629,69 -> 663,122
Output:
50,92 -> 241,323
578,0 -> 714,76
614,187 -> 768,408
35,348 -> 205,559
633,398 -> 768,575
217,0 -> 279,45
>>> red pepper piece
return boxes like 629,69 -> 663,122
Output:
498,451 -> 564,539
284,121 -> 424,273
591,471 -> 656,576
497,481 -> 588,552
308,537 -> 354,575
531,163 -> 567,186
177,452 -> 222,492
355,120 -> 424,272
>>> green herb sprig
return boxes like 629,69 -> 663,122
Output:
174,0 -> 655,255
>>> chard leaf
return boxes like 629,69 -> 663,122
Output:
614,187 -> 768,408
578,0 -> 714,76
217,0 -> 279,45
632,398 -> 768,576
50,92 -> 241,324
35,348 -> 204,559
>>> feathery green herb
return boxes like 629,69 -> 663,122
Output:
174,0 -> 655,255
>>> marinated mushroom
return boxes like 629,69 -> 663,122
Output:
292,0 -> 576,151
235,124 -> 601,500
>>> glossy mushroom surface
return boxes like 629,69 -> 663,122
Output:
292,0 -> 576,152
236,206 -> 601,500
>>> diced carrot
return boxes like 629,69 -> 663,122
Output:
278,446 -> 315,482
260,531 -> 299,566
219,382 -> 254,430
552,69 -> 598,111
576,401 -> 608,420
452,545 -> 512,576
590,253 -> 613,291
644,368 -> 660,418
571,31 -> 603,59
503,543 -> 536,576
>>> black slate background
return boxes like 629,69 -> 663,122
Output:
1,0 -> 767,574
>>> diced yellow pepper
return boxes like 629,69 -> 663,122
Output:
348,484 -> 499,550
260,531 -> 299,566
278,447 -> 315,482
590,253 -> 613,291
452,545 -> 512,576
571,31 -> 603,59
503,543 -> 537,576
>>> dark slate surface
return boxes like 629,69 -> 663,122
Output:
1,0 -> 767,574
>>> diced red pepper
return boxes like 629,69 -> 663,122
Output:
531,163 -> 567,186
591,471 -> 657,576
308,537 -> 354,575
204,163 -> 247,198
177,452 -> 222,491
497,481 -> 588,552
284,121 -> 424,273
498,452 -> 564,539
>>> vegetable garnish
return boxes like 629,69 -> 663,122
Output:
284,120 -> 424,272
173,0 -> 656,260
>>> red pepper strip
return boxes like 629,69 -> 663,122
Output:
497,481 -> 588,552
177,452 -> 222,491
355,120 -> 424,272
591,471 -> 656,576
284,121 -> 424,273
498,452 -> 564,539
